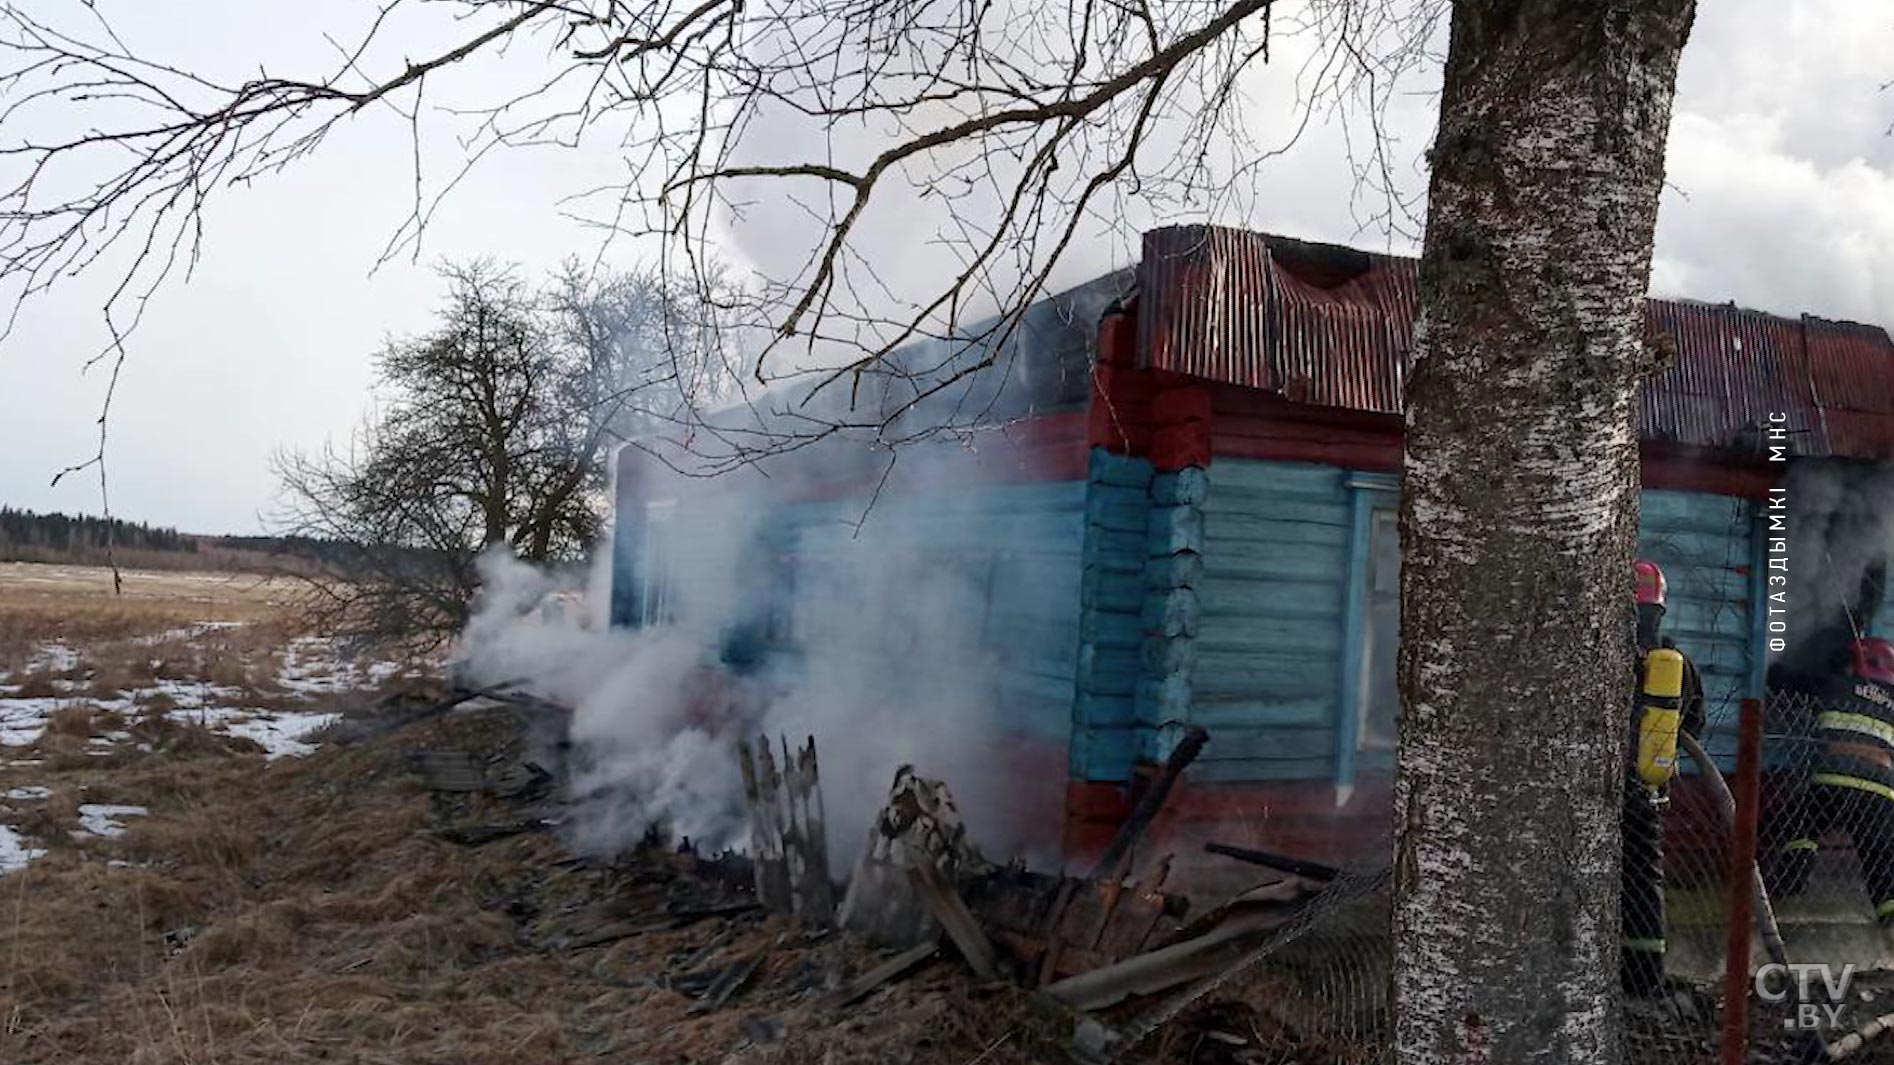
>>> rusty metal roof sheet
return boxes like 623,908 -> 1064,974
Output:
1138,226 -> 1415,414
1136,225 -> 1894,461
1638,300 -> 1822,456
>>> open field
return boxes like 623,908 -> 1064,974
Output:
0,563 -> 301,675
0,562 -> 455,1062
0,563 -> 1073,1065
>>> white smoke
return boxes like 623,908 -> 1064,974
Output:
1780,463 -> 1894,670
454,549 -> 749,849
452,444 -> 1067,871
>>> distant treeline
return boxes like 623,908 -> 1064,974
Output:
0,507 -> 356,574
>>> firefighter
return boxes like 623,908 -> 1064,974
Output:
1623,559 -> 1706,997
1764,637 -> 1894,930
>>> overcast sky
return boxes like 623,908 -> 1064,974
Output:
2,0 -> 1889,535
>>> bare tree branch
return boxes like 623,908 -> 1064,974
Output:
2,0 -> 1444,485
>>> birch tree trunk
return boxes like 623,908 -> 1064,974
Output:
1394,3 -> 1696,1063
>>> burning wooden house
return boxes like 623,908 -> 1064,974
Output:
609,224 -> 1894,882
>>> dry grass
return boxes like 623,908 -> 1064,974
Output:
10,716 -> 821,1063
0,563 -> 306,676
0,720 -> 465,1063
73,630 -> 297,701
0,706 -> 1074,1065
0,564 -> 1065,1064
0,562 -> 422,720
8,675 -> 59,699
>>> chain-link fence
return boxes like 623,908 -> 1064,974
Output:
1116,686 -> 1894,1065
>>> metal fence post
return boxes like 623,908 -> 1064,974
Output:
1721,697 -> 1764,1065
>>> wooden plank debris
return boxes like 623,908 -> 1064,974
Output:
433,818 -> 543,845
674,926 -> 738,972
1043,877 -> 1324,1011
665,900 -> 762,926
412,749 -> 484,792
412,748 -> 552,799
1028,729 -> 1206,986
780,736 -> 835,921
964,867 -> 1189,988
329,687 -> 486,746
1040,903 -> 1300,1011
562,921 -> 662,951
1087,726 -> 1208,880
486,759 -> 552,799
1202,841 -> 1340,882
823,939 -> 941,1009
687,952 -> 763,1014
905,861 -> 1000,982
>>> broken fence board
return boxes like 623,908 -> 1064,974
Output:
838,767 -> 983,948
1041,907 -> 1296,1011
739,735 -> 835,925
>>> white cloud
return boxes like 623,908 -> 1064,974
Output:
1655,113 -> 1894,324
1651,0 -> 1894,325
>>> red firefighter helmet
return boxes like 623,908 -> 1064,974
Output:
1634,560 -> 1667,607
1852,638 -> 1894,685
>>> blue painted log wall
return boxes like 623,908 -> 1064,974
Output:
1137,465 -> 1210,768
1637,489 -> 1757,764
609,453 -> 1764,788
608,488 -> 645,629
1179,460 -> 1760,784
1192,459 -> 1353,783
1069,448 -> 1155,781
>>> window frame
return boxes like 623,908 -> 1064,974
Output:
1357,505 -> 1401,754
638,499 -> 677,626
1336,473 -> 1399,789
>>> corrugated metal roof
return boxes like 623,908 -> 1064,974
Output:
1639,300 -> 1823,456
1807,318 -> 1894,459
1139,226 -> 1415,414
1136,225 -> 1894,460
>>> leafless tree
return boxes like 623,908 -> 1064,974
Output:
274,258 -> 728,643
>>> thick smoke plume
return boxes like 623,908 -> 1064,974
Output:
452,443 -> 1068,873
455,548 -> 747,849
1779,462 -> 1894,674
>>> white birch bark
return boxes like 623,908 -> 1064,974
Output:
1394,3 -> 1697,1063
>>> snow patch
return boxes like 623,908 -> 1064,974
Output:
0,699 -> 60,746
4,786 -> 51,800
75,804 -> 147,838
276,637 -> 390,694
0,695 -> 137,747
201,709 -> 341,760
0,824 -> 44,874
135,621 -> 245,645
145,679 -> 248,710
27,642 -> 80,675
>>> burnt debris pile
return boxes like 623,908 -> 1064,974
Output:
383,683 -> 1394,1063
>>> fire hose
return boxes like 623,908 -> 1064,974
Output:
1674,732 -> 1894,1062
1677,729 -> 1788,971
